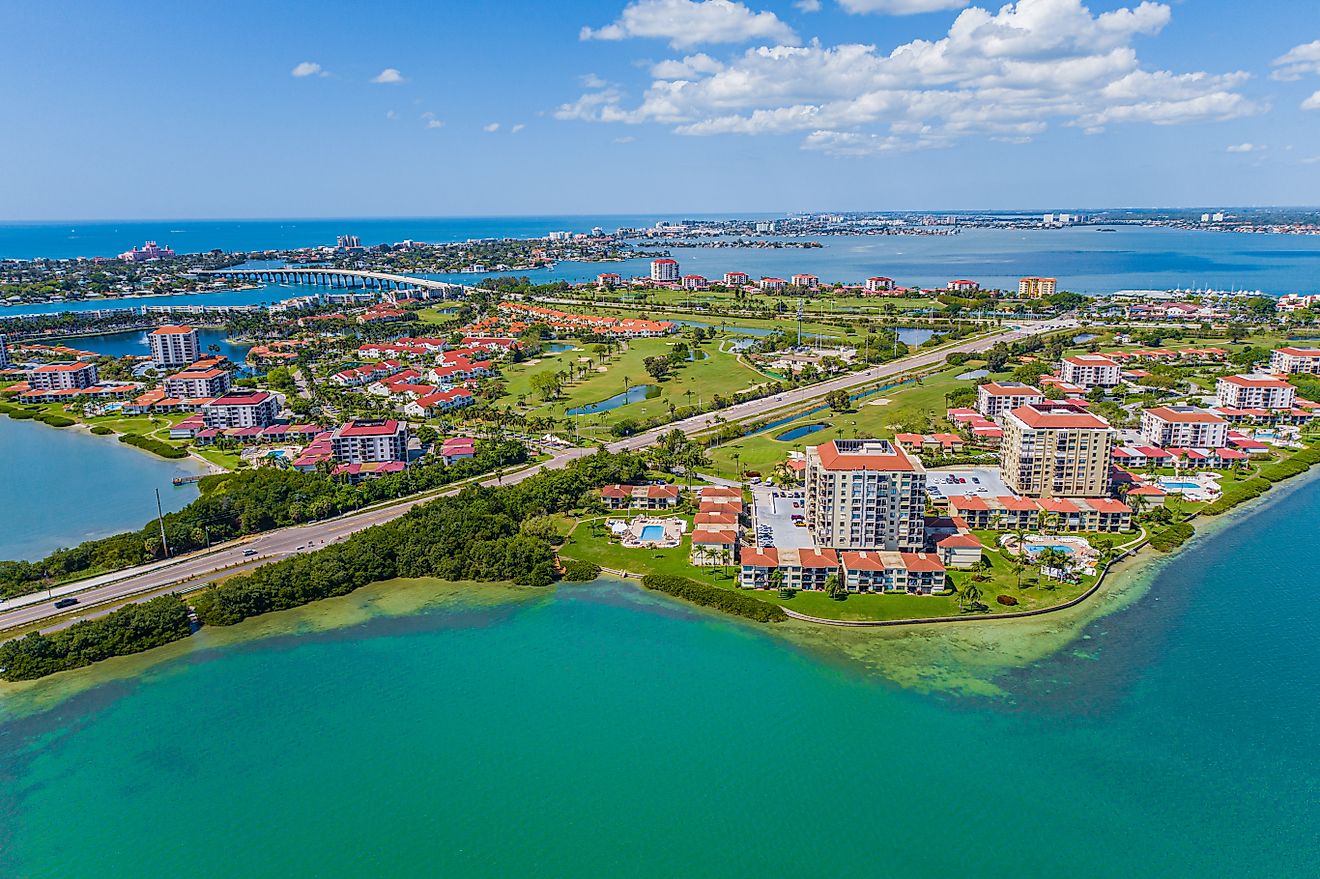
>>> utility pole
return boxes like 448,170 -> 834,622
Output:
155,488 -> 171,558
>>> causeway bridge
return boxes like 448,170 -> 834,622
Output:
196,267 -> 479,299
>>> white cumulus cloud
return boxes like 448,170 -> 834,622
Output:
581,0 -> 798,50
371,68 -> 406,84
483,122 -> 501,132
1226,143 -> 1258,153
1272,40 -> 1320,81
511,123 -> 526,133
1304,90 -> 1320,111
794,0 -> 822,11
560,0 -> 1262,156
838,0 -> 970,14
291,61 -> 326,78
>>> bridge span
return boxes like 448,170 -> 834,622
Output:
196,267 -> 480,299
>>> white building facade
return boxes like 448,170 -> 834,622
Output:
1215,375 -> 1297,410
148,326 -> 200,368
1140,406 -> 1230,448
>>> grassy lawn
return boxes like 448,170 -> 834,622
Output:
500,335 -> 768,439
558,517 -> 1096,622
415,306 -> 460,325
192,448 -> 243,470
707,365 -> 978,475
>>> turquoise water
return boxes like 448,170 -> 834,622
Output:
566,384 -> 655,416
1160,480 -> 1203,491
1027,544 -> 1076,555
639,524 -> 665,541
0,416 -> 208,560
1,478 -> 1318,876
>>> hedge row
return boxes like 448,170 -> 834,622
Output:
119,433 -> 189,459
561,559 -> 601,582
1202,448 -> 1320,517
1201,478 -> 1272,516
1148,522 -> 1195,553
640,574 -> 786,623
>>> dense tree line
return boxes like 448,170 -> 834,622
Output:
0,595 -> 192,681
0,452 -> 645,680
0,440 -> 530,599
640,575 -> 785,623
192,451 -> 646,626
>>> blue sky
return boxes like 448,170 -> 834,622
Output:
2,0 -> 1318,219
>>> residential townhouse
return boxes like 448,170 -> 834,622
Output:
599,484 -> 682,510
737,547 -> 839,590
839,551 -> 947,594
946,495 -> 1132,532
405,388 -> 475,418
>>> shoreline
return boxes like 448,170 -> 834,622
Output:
1,467 -> 1315,708
0,283 -> 264,316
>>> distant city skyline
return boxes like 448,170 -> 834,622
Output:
3,0 -> 1319,219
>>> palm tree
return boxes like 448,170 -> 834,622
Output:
959,581 -> 984,612
825,573 -> 846,600
1012,559 -> 1027,588
1036,547 -> 1071,584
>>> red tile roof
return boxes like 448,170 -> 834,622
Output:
812,439 -> 918,472
1009,405 -> 1110,430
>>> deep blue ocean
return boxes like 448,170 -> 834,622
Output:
2,218 -> 1318,302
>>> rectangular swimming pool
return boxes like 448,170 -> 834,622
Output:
1160,480 -> 1202,490
639,524 -> 665,541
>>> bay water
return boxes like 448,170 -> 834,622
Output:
0,416 -> 207,560
1,476 -> 1316,877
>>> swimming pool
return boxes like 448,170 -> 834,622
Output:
1028,544 -> 1076,555
639,524 -> 665,542
1159,480 -> 1202,491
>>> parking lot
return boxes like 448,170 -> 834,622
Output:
924,467 -> 1012,502
749,485 -> 813,549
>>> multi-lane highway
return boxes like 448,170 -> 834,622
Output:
0,319 -> 1069,636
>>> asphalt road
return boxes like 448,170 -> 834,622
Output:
0,319 -> 1066,636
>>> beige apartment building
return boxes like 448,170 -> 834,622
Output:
1001,404 -> 1114,498
804,439 -> 926,552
